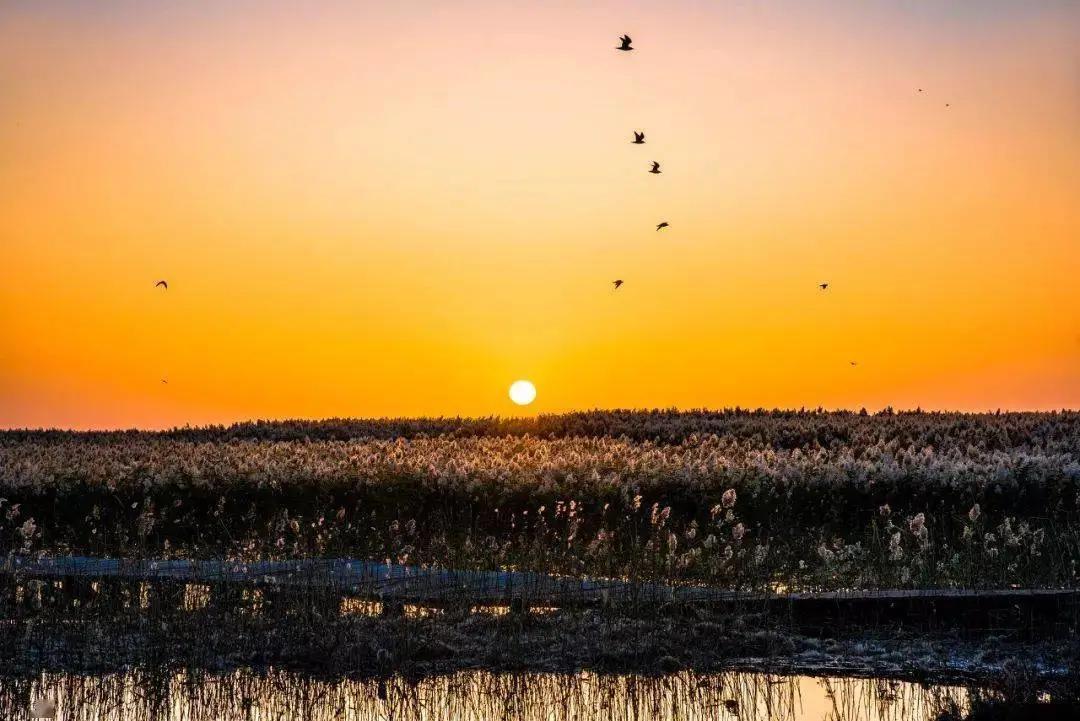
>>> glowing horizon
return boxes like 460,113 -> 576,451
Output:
1,1 -> 1078,430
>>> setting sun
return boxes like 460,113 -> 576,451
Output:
509,380 -> 537,406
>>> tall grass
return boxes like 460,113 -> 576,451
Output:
1,411 -> 1077,590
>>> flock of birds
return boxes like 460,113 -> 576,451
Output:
151,33 -> 957,382
605,34 -> 952,369
611,34 -> 841,295
611,35 -> 671,292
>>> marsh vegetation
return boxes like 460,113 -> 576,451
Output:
2,410 -> 1078,716
3,410 -> 1077,591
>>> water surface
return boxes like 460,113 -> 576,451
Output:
2,668 -> 972,720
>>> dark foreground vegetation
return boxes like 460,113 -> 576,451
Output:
2,584 -> 1078,691
2,410 -> 1079,591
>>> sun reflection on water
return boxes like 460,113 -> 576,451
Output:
2,668 -> 972,721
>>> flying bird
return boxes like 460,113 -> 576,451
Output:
819,282 -> 829,290
161,378 -> 169,384
613,280 -> 624,289
155,280 -> 168,289
632,131 -> 645,144
945,103 -> 950,107
649,161 -> 661,174
617,35 -> 633,51
656,222 -> 669,231
849,361 -> 858,367
917,88 -> 923,93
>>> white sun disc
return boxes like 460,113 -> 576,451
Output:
509,380 -> 537,406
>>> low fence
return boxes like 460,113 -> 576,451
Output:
3,554 -> 1078,633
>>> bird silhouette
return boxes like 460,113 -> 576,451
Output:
656,222 -> 669,231
649,161 -> 661,174
819,282 -> 829,290
917,88 -> 923,93
945,103 -> 950,107
850,361 -> 858,367
155,280 -> 168,289
632,131 -> 645,144
161,378 -> 169,384
617,35 -> 633,51
613,280 -> 624,289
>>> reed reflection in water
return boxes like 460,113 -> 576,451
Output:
1,668 -> 969,721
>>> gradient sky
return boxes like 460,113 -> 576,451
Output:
2,1 -> 1078,429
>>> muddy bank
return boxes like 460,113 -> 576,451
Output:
2,607 -> 1078,695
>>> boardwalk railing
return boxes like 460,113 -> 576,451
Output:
3,555 -> 1079,631
3,555 -> 722,607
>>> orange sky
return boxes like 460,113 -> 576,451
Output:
1,1 -> 1078,429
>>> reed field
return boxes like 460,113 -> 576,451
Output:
3,410 -> 1078,592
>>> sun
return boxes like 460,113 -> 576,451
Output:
508,380 -> 537,406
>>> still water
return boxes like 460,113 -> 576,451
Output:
2,668 -> 972,721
